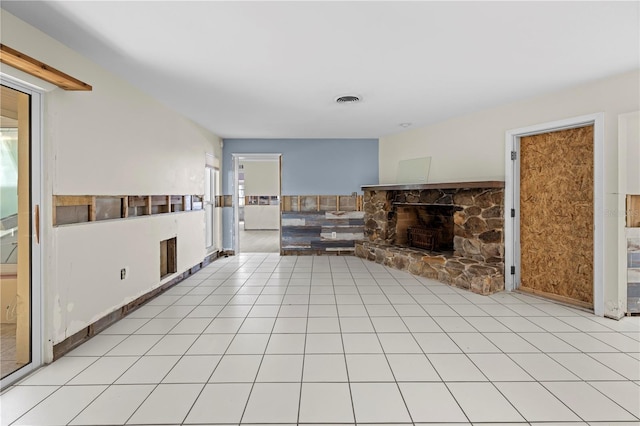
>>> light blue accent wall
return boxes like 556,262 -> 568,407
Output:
221,138 -> 378,249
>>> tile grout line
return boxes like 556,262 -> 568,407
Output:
119,255 -> 249,426
4,254 -> 640,425
358,261 -> 418,424
335,256 -> 358,425
24,262 -> 227,426
177,255 -> 264,425
294,254 -> 311,426
114,254 -> 265,424
237,254 -> 292,425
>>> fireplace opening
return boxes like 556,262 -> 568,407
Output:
394,204 -> 460,252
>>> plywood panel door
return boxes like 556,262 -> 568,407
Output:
519,125 -> 594,308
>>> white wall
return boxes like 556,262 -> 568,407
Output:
241,160 -> 280,230
380,70 -> 640,318
621,112 -> 640,194
1,10 -> 223,357
242,160 -> 280,195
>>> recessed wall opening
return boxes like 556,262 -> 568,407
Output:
160,237 -> 177,279
95,196 -> 124,221
56,205 -> 90,225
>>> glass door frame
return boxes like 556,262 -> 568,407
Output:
0,76 -> 43,388
204,165 -> 217,252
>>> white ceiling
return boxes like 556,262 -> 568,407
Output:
2,1 -> 639,139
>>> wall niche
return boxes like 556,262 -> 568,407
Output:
160,237 -> 177,279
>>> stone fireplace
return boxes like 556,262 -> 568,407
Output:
355,181 -> 505,295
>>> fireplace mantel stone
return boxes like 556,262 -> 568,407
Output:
356,182 -> 506,295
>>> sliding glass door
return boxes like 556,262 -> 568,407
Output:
0,80 -> 41,387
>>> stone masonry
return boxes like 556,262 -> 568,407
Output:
355,186 -> 505,295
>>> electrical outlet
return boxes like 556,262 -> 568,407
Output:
331,231 -> 337,239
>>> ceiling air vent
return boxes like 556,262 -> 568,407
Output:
336,95 -> 360,103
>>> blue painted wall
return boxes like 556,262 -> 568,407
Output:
222,138 -> 378,249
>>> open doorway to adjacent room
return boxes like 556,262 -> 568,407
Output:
233,154 -> 281,253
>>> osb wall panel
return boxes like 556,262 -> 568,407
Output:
520,125 -> 594,305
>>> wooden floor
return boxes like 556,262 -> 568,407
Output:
239,223 -> 280,253
1,322 -> 25,378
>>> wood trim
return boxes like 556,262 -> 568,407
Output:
281,194 -> 365,212
52,196 -> 57,226
518,286 -> 593,311
628,194 -> 640,227
54,195 -> 93,207
89,196 -> 97,221
362,181 -> 505,191
16,90 -> 30,363
0,44 -> 92,91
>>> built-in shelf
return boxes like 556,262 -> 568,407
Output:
362,181 -> 505,191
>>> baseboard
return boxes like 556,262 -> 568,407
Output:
516,286 -> 593,312
52,251 -> 225,360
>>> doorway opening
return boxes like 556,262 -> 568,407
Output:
0,79 -> 42,387
232,154 -> 281,253
505,114 -> 604,316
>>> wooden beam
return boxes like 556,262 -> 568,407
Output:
0,44 -> 92,91
89,196 -> 96,221
52,196 -> 57,226
628,195 -> 640,227
54,195 -> 93,207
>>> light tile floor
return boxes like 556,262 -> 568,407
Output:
2,253 -> 640,425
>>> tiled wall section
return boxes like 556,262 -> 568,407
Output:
628,227 -> 640,313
